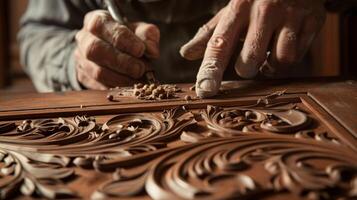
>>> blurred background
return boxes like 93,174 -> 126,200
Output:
1,0 -> 36,93
0,1 -> 356,94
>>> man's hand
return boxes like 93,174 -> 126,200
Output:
75,10 -> 160,90
181,0 -> 326,98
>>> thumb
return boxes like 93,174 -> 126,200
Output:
131,22 -> 161,59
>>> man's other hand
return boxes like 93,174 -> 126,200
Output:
75,10 -> 160,90
181,0 -> 326,98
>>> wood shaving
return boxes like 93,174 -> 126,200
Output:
133,83 -> 182,100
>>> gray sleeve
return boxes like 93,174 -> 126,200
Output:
18,0 -> 102,92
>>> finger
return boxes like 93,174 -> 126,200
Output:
196,1 -> 250,98
235,2 -> 281,79
76,66 -> 108,90
269,12 -> 304,69
75,49 -> 135,88
84,10 -> 145,57
180,7 -> 226,61
298,6 -> 326,60
75,49 -> 107,90
131,22 -> 161,59
75,30 -> 147,79
297,17 -> 324,62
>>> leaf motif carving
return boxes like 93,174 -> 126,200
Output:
0,102 -> 355,199
197,105 -> 312,140
94,135 -> 357,200
0,149 -> 75,199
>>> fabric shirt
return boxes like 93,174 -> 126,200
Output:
19,0 -> 230,92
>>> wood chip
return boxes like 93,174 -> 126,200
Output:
106,95 -> 114,102
133,84 -> 182,101
185,95 -> 192,101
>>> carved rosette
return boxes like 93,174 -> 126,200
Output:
181,105 -> 313,142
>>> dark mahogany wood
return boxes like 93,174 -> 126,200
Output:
0,80 -> 356,200
309,80 -> 357,138
0,79 -> 348,120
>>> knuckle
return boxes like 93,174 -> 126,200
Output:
229,0 -> 251,13
207,35 -> 228,51
112,25 -> 130,45
86,11 -> 110,34
285,31 -> 298,42
84,39 -> 101,60
86,16 -> 101,34
198,25 -> 211,35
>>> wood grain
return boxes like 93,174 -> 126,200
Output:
0,80 -> 345,120
310,13 -> 341,76
309,80 -> 357,138
0,86 -> 356,200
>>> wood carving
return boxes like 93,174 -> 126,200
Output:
94,136 -> 357,200
0,94 -> 356,200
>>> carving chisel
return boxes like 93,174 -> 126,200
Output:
104,0 -> 158,84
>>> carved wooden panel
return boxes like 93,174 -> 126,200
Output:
0,84 -> 356,200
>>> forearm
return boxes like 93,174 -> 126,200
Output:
19,25 -> 82,92
18,0 -> 100,92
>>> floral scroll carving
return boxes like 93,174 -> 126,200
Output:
0,149 -> 74,199
97,136 -> 357,200
0,100 -> 356,199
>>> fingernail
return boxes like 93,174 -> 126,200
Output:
196,79 -> 219,98
195,59 -> 223,98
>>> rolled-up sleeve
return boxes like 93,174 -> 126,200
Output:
18,0 -> 101,92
